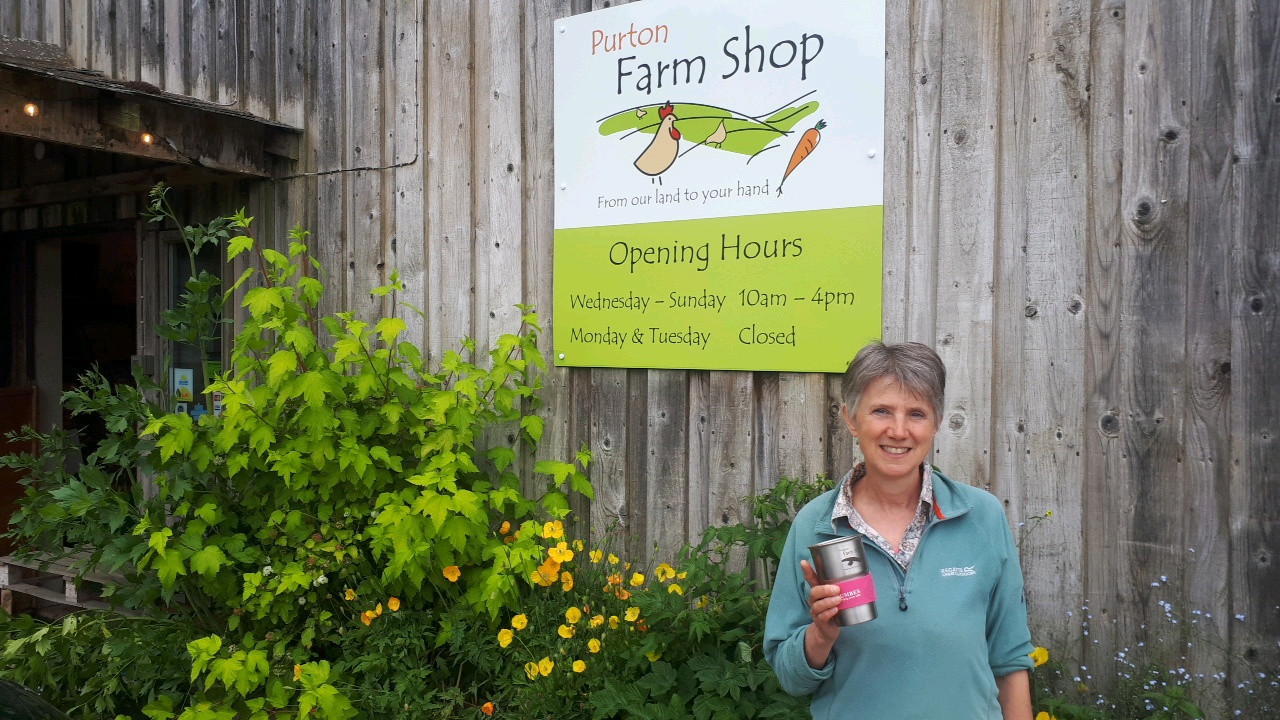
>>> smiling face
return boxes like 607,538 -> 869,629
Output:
841,375 -> 940,485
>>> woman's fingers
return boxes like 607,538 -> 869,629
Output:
801,559 -> 842,624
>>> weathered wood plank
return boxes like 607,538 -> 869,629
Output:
41,0 -> 60,47
472,0 -> 525,354
310,0 -> 346,317
139,0 -> 162,87
65,0 -> 89,69
777,372 -> 826,485
931,0 -> 999,485
113,0 -> 140,81
1081,0 -> 1129,680
213,0 -> 237,106
754,372 -> 779,496
1180,0 -> 1235,700
19,0 -> 42,40
1116,0 -> 1193,660
345,0 -> 385,321
825,375 -> 855,478
880,0 -> 910,344
388,0 -> 425,354
524,0 -> 575,501
275,0 -> 305,128
187,0 -> 213,101
904,0 -> 943,344
706,371 -> 753,545
90,0 -> 113,75
685,371 -> 711,542
1229,0 -> 1280,685
425,0 -> 474,364
645,369 -> 688,562
161,0 -> 184,94
244,0 -> 275,119
589,368 -> 630,541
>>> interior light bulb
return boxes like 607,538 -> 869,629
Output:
141,132 -> 155,144
23,102 -> 39,117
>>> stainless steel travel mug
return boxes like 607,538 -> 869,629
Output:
808,535 -> 877,626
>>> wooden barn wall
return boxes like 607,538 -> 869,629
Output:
5,0 -> 1277,696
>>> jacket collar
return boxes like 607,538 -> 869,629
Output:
812,467 -> 974,538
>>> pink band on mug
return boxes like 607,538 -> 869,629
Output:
835,575 -> 876,609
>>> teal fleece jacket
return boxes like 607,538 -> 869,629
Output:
763,470 -> 1034,719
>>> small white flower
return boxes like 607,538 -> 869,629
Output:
262,565 -> 274,577
1235,613 -> 1247,621
313,574 -> 328,587
298,596 -> 307,605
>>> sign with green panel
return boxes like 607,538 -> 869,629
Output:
553,0 -> 885,372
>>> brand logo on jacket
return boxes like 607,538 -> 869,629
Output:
940,566 -> 976,577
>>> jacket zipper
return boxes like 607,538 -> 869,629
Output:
863,518 -> 943,612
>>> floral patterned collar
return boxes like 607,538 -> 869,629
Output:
830,462 -> 935,571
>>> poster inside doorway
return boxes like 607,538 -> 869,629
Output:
553,0 -> 884,372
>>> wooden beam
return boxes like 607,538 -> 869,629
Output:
0,68 -> 280,177
0,164 -> 223,209
0,36 -> 73,69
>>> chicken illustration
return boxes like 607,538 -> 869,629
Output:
705,119 -> 727,148
634,102 -> 680,184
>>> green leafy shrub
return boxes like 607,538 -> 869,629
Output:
0,188 -> 591,719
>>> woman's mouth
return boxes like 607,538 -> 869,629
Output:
881,446 -> 912,456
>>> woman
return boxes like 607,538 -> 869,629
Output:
764,341 -> 1034,719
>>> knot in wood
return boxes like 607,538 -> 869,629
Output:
1132,197 -> 1156,226
1250,296 -> 1265,313
1099,413 -> 1120,436
1159,126 -> 1180,143
953,128 -> 968,145
1024,304 -> 1039,318
948,413 -> 965,430
1068,297 -> 1084,315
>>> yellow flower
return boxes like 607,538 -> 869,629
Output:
361,610 -> 375,626
532,558 -> 561,587
668,583 -> 683,596
645,650 -> 662,662
590,614 -> 605,628
548,542 -> 574,563
607,553 -> 619,565
625,607 -> 641,622
1045,510 -> 1054,517
573,539 -> 584,551
566,607 -> 583,624
624,562 -> 632,570
615,588 -> 631,601
498,628 -> 514,647
388,597 -> 400,612
499,520 -> 511,535
511,614 -> 528,631
538,656 -> 554,676
609,615 -> 620,629
676,571 -> 687,580
375,603 -> 384,616
629,572 -> 645,587
655,563 -> 676,582
590,549 -> 603,563
293,664 -> 302,681
524,661 -> 539,680
344,588 -> 356,601
573,660 -> 586,673
695,595 -> 709,609
588,638 -> 601,653
543,520 -> 564,539
443,565 -> 461,583
558,624 -> 575,639
561,571 -> 574,592
1036,713 -> 1058,720
1029,646 -> 1049,667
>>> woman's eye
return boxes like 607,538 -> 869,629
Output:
872,408 -> 890,415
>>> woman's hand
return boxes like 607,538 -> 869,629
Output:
801,559 -> 843,668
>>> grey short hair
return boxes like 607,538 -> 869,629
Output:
840,341 -> 946,423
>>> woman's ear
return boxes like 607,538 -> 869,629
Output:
840,404 -> 857,437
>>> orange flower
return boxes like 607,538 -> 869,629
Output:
482,701 -> 495,716
561,571 -> 574,592
499,521 -> 511,535
614,588 -> 631,601
361,610 -> 376,626
532,558 -> 561,587
388,597 -> 401,612
443,565 -> 461,583
375,603 -> 383,616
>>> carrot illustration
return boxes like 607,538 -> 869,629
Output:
777,119 -> 826,196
